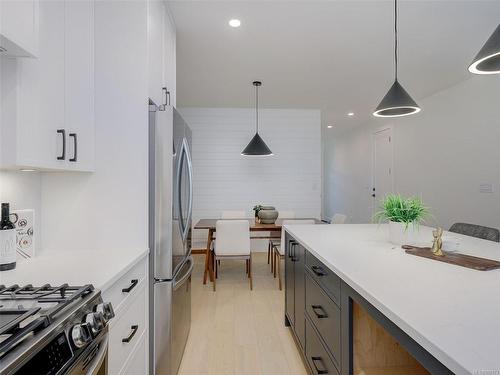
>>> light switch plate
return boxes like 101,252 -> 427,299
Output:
12,209 -> 35,258
479,183 -> 494,194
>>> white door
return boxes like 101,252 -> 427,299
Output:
372,128 -> 393,215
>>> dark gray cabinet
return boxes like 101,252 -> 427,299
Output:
285,231 -> 453,375
284,233 -> 306,349
305,272 -> 341,368
306,317 -> 340,375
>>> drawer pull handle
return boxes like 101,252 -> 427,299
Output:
122,279 -> 138,293
122,325 -> 139,343
311,305 -> 328,319
311,265 -> 326,276
311,356 -> 328,374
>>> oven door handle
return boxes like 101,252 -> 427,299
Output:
85,334 -> 108,375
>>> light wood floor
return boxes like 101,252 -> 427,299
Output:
177,252 -> 308,375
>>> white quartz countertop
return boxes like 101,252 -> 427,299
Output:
284,224 -> 500,375
0,248 -> 148,292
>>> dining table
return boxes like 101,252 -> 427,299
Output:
194,218 -> 321,285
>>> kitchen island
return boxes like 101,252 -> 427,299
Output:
283,224 -> 500,375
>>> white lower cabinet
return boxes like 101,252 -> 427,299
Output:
103,257 -> 149,375
120,331 -> 148,375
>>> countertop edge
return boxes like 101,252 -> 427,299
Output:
283,225 -> 468,375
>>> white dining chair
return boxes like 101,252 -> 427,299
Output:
268,211 -> 295,269
278,210 -> 296,219
330,213 -> 347,224
212,220 -> 252,291
221,211 -> 247,219
272,219 -> 315,290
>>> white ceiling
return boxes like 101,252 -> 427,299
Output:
168,0 -> 500,132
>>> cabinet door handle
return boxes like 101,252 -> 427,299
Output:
311,305 -> 328,319
122,325 -> 139,343
69,133 -> 77,162
311,265 -> 326,277
57,129 -> 66,160
311,356 -> 328,374
122,279 -> 138,293
166,90 -> 171,105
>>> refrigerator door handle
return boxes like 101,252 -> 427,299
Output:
184,138 -> 194,237
177,138 -> 192,243
176,139 -> 186,241
173,256 -> 194,291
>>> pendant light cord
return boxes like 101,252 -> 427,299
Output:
394,0 -> 398,81
255,84 -> 259,134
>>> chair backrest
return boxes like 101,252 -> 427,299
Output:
215,220 -> 250,256
330,213 -> 347,224
449,222 -> 500,242
279,219 -> 315,253
221,210 -> 247,219
278,210 -> 296,219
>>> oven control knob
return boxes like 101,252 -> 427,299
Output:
85,311 -> 105,335
96,302 -> 115,322
71,323 -> 91,348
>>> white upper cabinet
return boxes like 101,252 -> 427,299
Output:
148,0 -> 176,107
0,0 -> 39,57
164,8 -> 176,107
0,0 -> 94,172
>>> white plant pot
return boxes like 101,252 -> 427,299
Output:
388,221 -> 418,246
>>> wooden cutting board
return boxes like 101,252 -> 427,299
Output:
402,245 -> 500,271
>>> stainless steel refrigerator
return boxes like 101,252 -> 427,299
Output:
149,100 -> 193,375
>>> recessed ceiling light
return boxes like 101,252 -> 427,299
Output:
327,125 -> 333,129
347,112 -> 354,116
228,19 -> 241,28
20,168 -> 36,172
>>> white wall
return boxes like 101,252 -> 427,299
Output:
324,75 -> 500,230
40,0 -> 149,252
179,107 -> 322,250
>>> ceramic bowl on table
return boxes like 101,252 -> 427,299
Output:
258,206 -> 279,224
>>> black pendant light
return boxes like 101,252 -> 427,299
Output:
373,0 -> 421,118
241,81 -> 273,156
468,24 -> 500,75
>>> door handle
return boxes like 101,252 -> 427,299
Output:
57,129 -> 66,160
122,279 -> 138,293
311,265 -> 326,277
311,305 -> 328,319
311,356 -> 328,374
122,325 -> 138,343
69,133 -> 77,162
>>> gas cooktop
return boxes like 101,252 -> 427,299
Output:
0,284 -> 114,375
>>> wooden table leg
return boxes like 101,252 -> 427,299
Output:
203,229 -> 215,284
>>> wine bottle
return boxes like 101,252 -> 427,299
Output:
0,203 -> 16,271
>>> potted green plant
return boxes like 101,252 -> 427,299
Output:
253,205 -> 263,222
374,194 -> 429,245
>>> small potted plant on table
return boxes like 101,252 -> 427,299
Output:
374,194 -> 429,245
253,205 -> 263,223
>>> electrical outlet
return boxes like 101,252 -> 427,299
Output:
479,183 -> 494,193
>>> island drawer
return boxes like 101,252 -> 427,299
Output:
305,273 -> 341,367
306,316 -> 340,375
305,251 -> 341,305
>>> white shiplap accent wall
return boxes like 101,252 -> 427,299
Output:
179,107 -> 322,250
